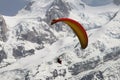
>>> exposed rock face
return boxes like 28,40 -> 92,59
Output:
52,69 -> 66,78
0,15 -> 8,64
13,46 -> 35,59
103,47 -> 120,62
68,47 -> 120,76
24,1 -> 35,11
68,56 -> 101,75
45,0 -> 70,31
0,49 -> 7,63
46,0 -> 69,20
80,71 -> 104,80
15,21 -> 57,49
46,69 -> 67,80
0,15 -> 8,42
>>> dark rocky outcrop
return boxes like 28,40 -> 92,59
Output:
0,49 -> 7,63
15,22 -> 57,49
13,46 -> 35,59
24,1 -> 35,11
80,71 -> 104,80
45,0 -> 70,31
46,69 -> 67,79
0,15 -> 8,42
103,47 -> 120,62
68,56 -> 100,75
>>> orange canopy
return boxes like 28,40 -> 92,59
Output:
51,18 -> 88,49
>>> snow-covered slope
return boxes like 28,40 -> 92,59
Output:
0,0 -> 120,80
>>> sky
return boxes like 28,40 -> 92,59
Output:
0,0 -> 28,16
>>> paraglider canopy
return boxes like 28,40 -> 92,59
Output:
51,18 -> 88,49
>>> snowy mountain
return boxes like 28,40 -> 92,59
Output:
0,0 -> 120,80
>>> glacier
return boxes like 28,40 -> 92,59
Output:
0,0 -> 120,80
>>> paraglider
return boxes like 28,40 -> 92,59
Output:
57,58 -> 62,64
51,18 -> 88,49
